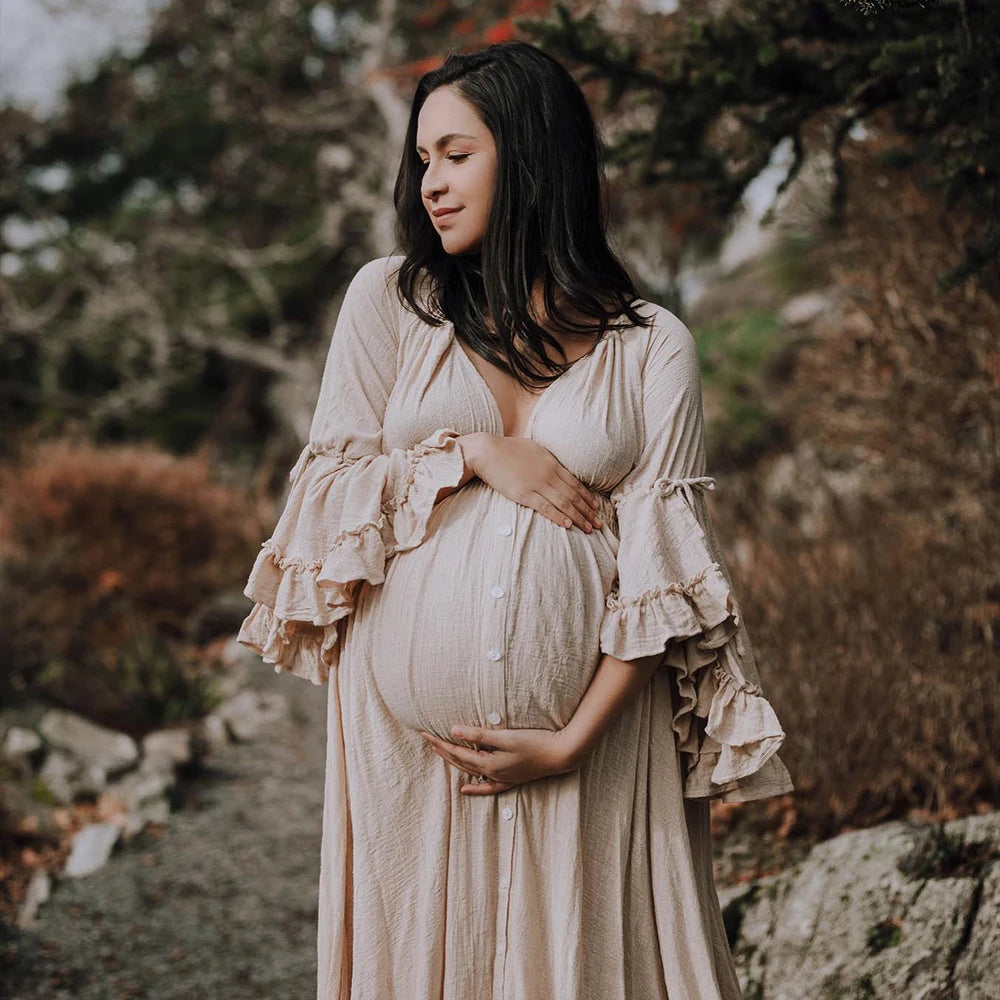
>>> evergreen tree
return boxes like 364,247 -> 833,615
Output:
521,0 -> 997,288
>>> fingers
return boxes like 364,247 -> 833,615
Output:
423,732 -> 496,774
552,465 -> 601,512
460,777 -> 510,795
530,486 -> 603,532
550,468 -> 604,531
450,725 -> 511,749
565,489 -> 602,530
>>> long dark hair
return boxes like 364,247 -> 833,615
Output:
390,40 -> 655,392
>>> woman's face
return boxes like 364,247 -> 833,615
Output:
416,86 -> 497,256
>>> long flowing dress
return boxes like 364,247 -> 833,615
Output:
237,254 -> 794,1000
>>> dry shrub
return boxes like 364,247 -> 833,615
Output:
0,438 -> 262,731
711,109 -> 1000,842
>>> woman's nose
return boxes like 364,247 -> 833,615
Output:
421,164 -> 446,199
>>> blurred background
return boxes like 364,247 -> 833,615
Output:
1,0 -> 998,996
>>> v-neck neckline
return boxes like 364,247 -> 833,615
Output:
449,321 -> 607,441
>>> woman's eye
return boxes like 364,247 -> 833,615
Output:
419,154 -> 470,169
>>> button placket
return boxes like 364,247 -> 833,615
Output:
490,507 -> 518,999
492,790 -> 518,997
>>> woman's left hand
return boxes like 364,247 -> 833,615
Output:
420,725 -> 578,795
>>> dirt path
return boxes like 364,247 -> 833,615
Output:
1,658 -> 328,1000
1,654 -> 812,1000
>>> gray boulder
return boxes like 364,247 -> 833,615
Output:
63,822 -> 121,878
723,812 -> 1000,999
38,708 -> 138,777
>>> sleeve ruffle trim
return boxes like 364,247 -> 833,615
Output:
382,429 -> 467,553
601,578 -> 786,790
237,602 -> 336,686
237,428 -> 467,684
236,520 -> 384,685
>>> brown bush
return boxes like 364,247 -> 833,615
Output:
709,113 -> 1000,844
0,437 -> 262,731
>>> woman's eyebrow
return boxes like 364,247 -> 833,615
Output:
415,132 -> 478,153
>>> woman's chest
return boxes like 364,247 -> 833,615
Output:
381,318 -> 645,494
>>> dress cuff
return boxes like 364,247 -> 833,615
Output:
682,749 -> 795,803
237,602 -> 338,685
601,569 -> 788,797
386,428 -> 467,552
238,511 -> 389,685
244,518 -> 387,624
239,429 -> 466,684
599,560 -> 735,658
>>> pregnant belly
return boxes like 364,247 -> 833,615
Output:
351,485 -> 619,742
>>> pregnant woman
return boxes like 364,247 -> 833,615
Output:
238,40 -> 793,1000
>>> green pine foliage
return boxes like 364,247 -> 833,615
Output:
520,0 -> 998,288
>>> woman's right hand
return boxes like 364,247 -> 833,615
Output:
458,432 -> 603,533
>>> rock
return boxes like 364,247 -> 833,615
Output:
210,690 -> 288,743
220,633 -> 263,674
724,812 -> 1000,999
761,441 -> 874,538
208,645 -> 256,702
198,712 -> 230,750
105,768 -> 173,814
0,700 -> 49,741
954,855 -> 1000,992
778,291 -> 831,327
120,809 -> 146,840
138,796 -> 171,824
2,725 -> 44,776
38,709 -> 138,778
15,868 -> 51,928
140,728 -> 194,771
63,822 -> 121,877
37,748 -> 83,805
99,767 -> 175,839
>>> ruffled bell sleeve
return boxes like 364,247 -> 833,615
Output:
600,316 -> 794,803
237,258 -> 467,685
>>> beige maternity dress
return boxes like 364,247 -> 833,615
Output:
237,254 -> 794,1000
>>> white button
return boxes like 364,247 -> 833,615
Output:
497,938 -> 506,953
497,523 -> 513,536
487,648 -> 502,661
502,806 -> 513,820
487,711 -> 501,725
499,875 -> 509,889
490,585 -> 505,598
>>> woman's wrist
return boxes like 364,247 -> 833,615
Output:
456,431 -> 492,479
551,727 -> 587,771
433,432 -> 489,505
557,651 -> 663,768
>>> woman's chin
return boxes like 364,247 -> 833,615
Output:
440,232 -> 483,256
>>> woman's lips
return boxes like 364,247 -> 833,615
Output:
433,207 -> 461,219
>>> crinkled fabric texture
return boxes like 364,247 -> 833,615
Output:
238,255 -> 794,1000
